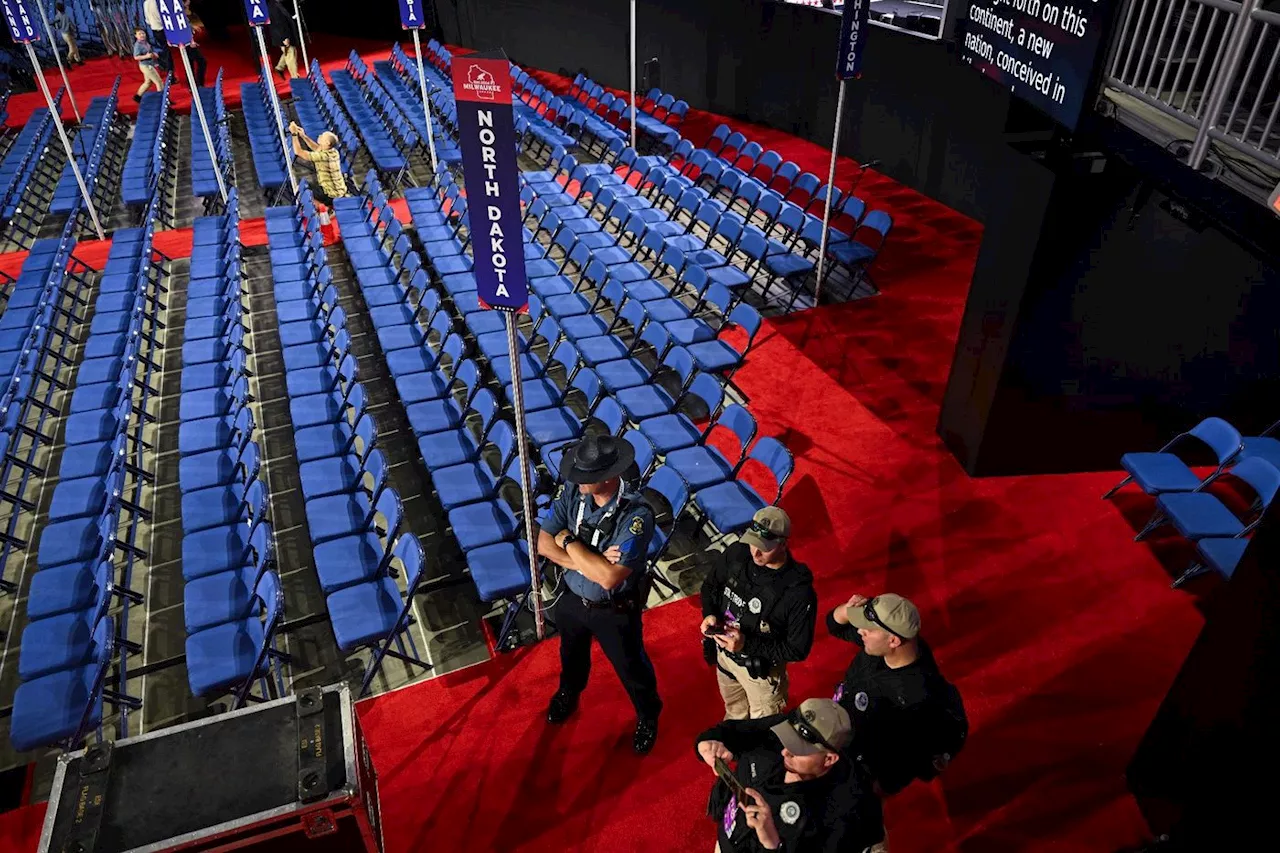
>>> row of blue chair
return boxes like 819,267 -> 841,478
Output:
360,160 -> 792,639
0,90 -> 62,224
51,78 -> 124,220
265,181 -> 433,694
191,68 -> 235,206
331,52 -> 413,184
240,71 -> 290,201
180,191 -> 290,707
1105,417 -> 1280,587
380,45 -> 462,166
0,217 -> 95,592
9,196 -> 168,753
523,64 -> 892,298
121,76 -> 172,208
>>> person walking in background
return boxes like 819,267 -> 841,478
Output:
269,0 -> 299,79
132,28 -> 164,103
53,3 -> 83,66
185,1 -> 208,89
142,0 -> 172,73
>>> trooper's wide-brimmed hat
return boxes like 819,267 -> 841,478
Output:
558,434 -> 635,485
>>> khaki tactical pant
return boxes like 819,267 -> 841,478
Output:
716,650 -> 788,720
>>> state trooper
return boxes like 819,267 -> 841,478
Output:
695,698 -> 886,852
700,507 -> 817,719
537,434 -> 662,754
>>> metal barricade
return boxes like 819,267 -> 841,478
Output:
1103,0 -> 1280,193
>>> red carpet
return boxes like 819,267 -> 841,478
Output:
0,49 -> 1207,853
3,28 -> 389,127
356,61 -> 1205,853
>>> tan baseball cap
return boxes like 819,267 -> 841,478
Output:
741,506 -> 791,551
846,594 -> 920,640
770,699 -> 852,756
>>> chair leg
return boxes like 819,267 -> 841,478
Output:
1134,510 -> 1166,542
1171,562 -> 1210,589
1102,475 -> 1132,500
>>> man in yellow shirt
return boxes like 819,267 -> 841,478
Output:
287,122 -> 349,206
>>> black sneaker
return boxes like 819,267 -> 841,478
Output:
633,718 -> 658,755
546,691 -> 578,724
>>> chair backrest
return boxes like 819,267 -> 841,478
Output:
712,404 -> 757,458
594,397 -> 626,435
623,429 -> 656,479
372,486 -> 403,536
747,437 -> 794,502
392,533 -> 427,592
646,465 -> 690,524
253,571 -> 284,637
570,367 -> 601,410
685,371 -> 726,424
1188,417 -> 1244,465
1229,457 -> 1280,511
353,413 -> 378,459
240,442 -> 262,486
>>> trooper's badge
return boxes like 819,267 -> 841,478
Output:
779,801 -> 801,825
854,691 -> 869,712
748,597 -> 762,614
759,621 -> 771,634
630,516 -> 645,535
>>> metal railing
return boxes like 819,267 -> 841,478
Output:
1104,0 -> 1280,191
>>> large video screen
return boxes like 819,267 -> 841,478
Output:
957,0 -> 1118,129
773,0 -> 950,42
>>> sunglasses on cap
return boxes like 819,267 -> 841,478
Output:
787,708 -> 839,754
748,519 -> 783,546
862,598 -> 908,640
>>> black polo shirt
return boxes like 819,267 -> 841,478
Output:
694,715 -> 884,853
827,608 -> 944,795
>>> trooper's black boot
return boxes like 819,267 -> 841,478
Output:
546,691 -> 579,724
633,718 -> 658,755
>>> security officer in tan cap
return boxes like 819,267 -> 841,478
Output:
695,697 -> 885,852
828,593 -> 966,796
700,507 -> 817,720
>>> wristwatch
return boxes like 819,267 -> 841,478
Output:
561,533 -> 578,548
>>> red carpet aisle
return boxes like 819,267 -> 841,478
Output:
355,64 -> 1206,852
3,29 -> 390,126
0,804 -> 44,853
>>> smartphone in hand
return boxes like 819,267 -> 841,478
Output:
714,757 -> 749,803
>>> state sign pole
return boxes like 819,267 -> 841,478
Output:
161,0 -> 227,206
25,41 -> 104,239
182,47 -> 228,204
814,0 -> 870,306
629,0 -> 637,151
33,0 -> 82,125
411,29 -> 440,176
292,0 -> 308,71
252,22 -> 299,195
813,80 -> 845,305
453,51 -> 543,641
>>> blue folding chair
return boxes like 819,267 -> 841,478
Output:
328,534 -> 434,696
1103,417 -> 1244,499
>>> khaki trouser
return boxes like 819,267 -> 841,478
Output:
276,45 -> 299,78
716,650 -> 788,720
62,32 -> 80,63
137,64 -> 164,97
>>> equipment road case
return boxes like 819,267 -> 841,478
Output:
38,685 -> 383,852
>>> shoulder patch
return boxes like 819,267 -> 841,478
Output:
555,483 -> 564,500
629,515 -> 645,535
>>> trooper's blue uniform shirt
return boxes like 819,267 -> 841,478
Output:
541,484 -> 654,602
